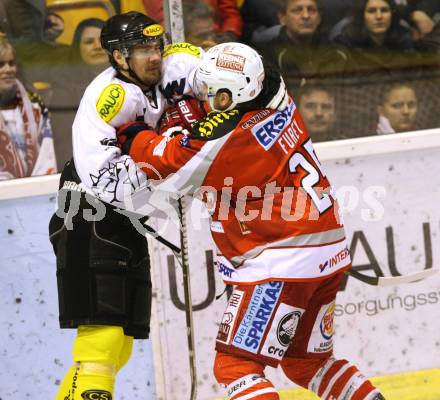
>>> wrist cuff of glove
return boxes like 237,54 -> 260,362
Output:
127,130 -> 155,163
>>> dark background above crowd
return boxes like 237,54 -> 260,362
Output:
0,0 -> 439,177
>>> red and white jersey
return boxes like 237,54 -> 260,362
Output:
129,96 -> 351,284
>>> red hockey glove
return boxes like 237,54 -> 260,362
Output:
158,96 -> 207,135
116,121 -> 152,154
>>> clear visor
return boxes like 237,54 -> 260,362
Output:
126,36 -> 165,57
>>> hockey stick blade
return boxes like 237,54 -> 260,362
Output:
346,268 -> 439,286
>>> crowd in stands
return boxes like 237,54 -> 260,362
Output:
0,0 -> 439,181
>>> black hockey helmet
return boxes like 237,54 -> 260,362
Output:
101,12 -> 165,58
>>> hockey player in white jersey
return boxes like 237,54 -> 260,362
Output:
48,12 -> 203,400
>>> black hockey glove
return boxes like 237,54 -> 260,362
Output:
116,121 -> 152,154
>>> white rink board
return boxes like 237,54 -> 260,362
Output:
149,145 -> 440,400
0,194 -> 156,400
1,132 -> 439,400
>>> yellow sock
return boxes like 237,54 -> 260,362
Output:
117,335 -> 133,373
74,362 -> 115,399
55,366 -> 76,400
56,326 -> 131,400
55,362 -> 115,400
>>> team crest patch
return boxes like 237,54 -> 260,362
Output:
320,302 -> 336,340
163,42 -> 201,58
217,290 -> 244,344
307,301 -> 335,354
143,24 -> 164,37
96,84 -> 125,123
260,303 -> 304,360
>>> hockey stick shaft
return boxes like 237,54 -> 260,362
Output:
345,268 -> 439,286
178,197 -> 198,400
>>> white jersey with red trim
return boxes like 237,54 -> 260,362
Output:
127,95 -> 351,284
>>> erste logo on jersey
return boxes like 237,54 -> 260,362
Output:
251,100 -> 295,150
96,84 -> 125,123
233,281 -> 283,354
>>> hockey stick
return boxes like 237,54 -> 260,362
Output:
177,197 -> 198,400
345,268 -> 439,286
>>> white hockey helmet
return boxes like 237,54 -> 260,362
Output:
191,42 -> 265,111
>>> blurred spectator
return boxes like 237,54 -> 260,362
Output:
0,1 -> 11,38
68,18 -> 108,95
202,0 -> 243,41
142,1 -> 163,23
0,38 -> 56,180
50,18 -> 108,169
237,0 -> 359,45
333,0 -> 416,72
183,2 -> 219,50
4,0 -> 69,83
240,0 -> 279,44
319,0 -> 361,33
260,0 -> 348,87
5,0 -> 66,46
145,0 -> 243,41
410,1 -> 440,38
44,12 -> 65,42
376,82 -> 418,133
297,86 -> 338,141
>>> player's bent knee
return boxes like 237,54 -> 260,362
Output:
214,352 -> 280,399
73,325 -> 127,366
280,355 -> 330,388
281,356 -> 382,399
214,351 -> 265,384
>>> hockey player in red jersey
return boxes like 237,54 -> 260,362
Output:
116,42 -> 385,400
